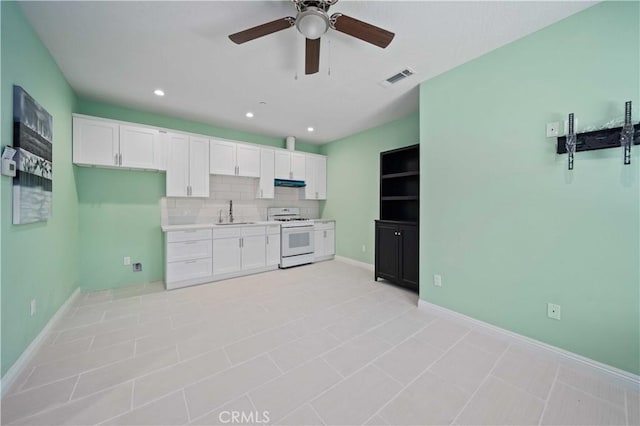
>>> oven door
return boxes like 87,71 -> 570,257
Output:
281,225 -> 314,257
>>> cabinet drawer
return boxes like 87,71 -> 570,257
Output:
166,258 -> 212,283
167,240 -> 212,262
166,229 -> 212,242
242,226 -> 265,237
266,225 -> 280,235
314,222 -> 335,231
212,227 -> 241,239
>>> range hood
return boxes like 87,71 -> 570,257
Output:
274,179 -> 306,188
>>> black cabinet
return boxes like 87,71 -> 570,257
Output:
375,221 -> 418,291
375,144 -> 419,292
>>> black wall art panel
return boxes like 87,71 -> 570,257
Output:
13,86 -> 53,224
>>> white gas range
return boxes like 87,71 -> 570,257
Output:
267,207 -> 314,268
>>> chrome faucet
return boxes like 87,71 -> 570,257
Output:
229,200 -> 234,223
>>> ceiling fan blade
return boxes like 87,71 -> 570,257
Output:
229,17 -> 295,44
331,14 -> 394,48
305,38 -> 320,75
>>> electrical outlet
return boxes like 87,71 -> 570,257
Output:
123,256 -> 131,266
547,303 -> 561,320
362,245 -> 366,253
133,263 -> 142,272
30,299 -> 36,317
546,122 -> 560,137
433,274 -> 442,287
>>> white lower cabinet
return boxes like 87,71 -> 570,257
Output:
314,221 -> 335,261
266,225 -> 281,267
165,230 -> 213,289
165,224 -> 282,289
212,235 -> 242,275
212,226 -> 269,277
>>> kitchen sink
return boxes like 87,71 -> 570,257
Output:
216,222 -> 255,225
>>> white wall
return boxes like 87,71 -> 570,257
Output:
163,175 -> 320,225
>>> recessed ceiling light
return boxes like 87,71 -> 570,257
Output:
246,112 -> 254,118
153,89 -> 165,97
307,127 -> 315,132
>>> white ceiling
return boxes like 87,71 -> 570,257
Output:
20,1 -> 595,144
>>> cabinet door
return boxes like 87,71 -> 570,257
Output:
236,144 -> 261,177
305,156 -> 317,199
398,224 -> 419,290
241,235 -> 266,270
375,222 -> 398,282
156,131 -> 169,171
257,148 -> 274,199
324,228 -> 335,256
119,125 -> 158,169
166,133 -> 190,197
212,237 -> 242,275
210,139 -> 236,176
316,156 -> 327,200
291,152 -> 306,181
313,229 -> 324,260
266,233 -> 280,266
274,151 -> 291,180
189,137 -> 210,197
73,117 -> 119,167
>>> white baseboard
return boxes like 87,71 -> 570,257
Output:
417,299 -> 640,389
335,255 -> 374,272
1,287 -> 81,397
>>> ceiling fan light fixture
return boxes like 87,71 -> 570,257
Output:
296,7 -> 329,39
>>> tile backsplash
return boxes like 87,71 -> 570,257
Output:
162,175 -> 320,225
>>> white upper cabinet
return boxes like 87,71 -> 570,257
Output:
274,150 -> 291,180
166,133 -> 210,197
119,125 -> 159,169
257,148 -> 275,199
291,152 -> 306,180
236,144 -> 261,177
189,136 -> 211,197
166,133 -> 189,197
210,140 -> 236,176
304,154 -> 327,200
73,117 -> 119,167
73,116 -> 159,170
210,139 -> 260,177
274,150 -> 306,181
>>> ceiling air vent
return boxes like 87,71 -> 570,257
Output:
380,68 -> 415,87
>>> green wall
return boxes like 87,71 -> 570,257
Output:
1,1 -> 79,376
419,1 -> 639,374
75,100 -> 319,291
320,113 -> 419,264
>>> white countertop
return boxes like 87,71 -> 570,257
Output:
162,221 -> 281,232
162,219 -> 336,232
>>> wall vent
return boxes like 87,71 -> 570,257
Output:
380,68 -> 415,87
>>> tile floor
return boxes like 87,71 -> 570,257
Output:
2,261 -> 638,425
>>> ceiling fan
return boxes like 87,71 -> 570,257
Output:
228,0 -> 395,75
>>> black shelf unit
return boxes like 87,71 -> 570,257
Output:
375,144 -> 419,292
